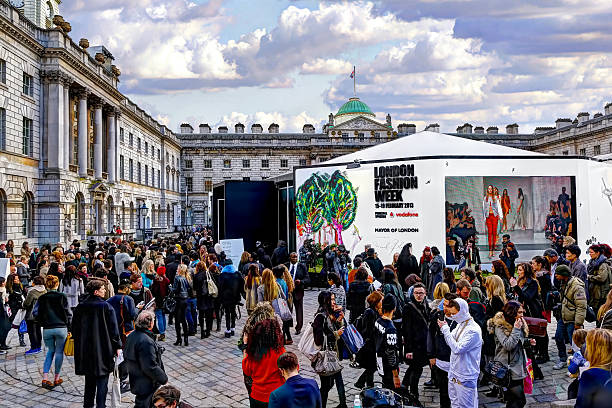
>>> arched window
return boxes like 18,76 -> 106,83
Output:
22,192 -> 33,237
74,193 -> 85,235
0,189 -> 6,240
167,204 -> 171,228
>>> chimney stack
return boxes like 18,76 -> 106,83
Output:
198,124 -> 211,133
486,126 -> 498,134
605,103 -> 612,116
302,124 -> 315,134
425,123 -> 440,133
506,123 -> 519,134
235,123 -> 245,133
555,118 -> 572,129
180,123 -> 193,134
577,112 -> 590,123
251,124 -> 263,134
397,123 -> 416,135
268,123 -> 279,133
474,126 -> 484,134
218,126 -> 228,133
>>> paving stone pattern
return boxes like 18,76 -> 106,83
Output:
0,290 -> 583,407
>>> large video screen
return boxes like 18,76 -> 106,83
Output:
445,176 -> 576,265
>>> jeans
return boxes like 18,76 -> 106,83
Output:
83,373 -> 110,408
320,371 -> 346,408
198,309 -> 213,334
224,304 -> 236,331
402,363 -> 424,398
155,309 -> 166,335
174,298 -> 188,339
186,298 -> 198,333
555,319 -> 575,361
27,320 -> 42,349
505,378 -> 526,408
43,327 -> 67,374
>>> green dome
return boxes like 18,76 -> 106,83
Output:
336,97 -> 374,117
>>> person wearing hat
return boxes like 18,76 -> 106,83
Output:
375,293 -> 401,392
553,264 -> 587,370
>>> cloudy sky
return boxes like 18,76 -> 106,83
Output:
65,0 -> 612,133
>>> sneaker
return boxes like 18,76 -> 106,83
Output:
0,349 -> 6,355
230,328 -> 235,336
553,361 -> 567,370
0,345 -> 11,351
224,330 -> 231,338
33,348 -> 42,354
25,348 -> 38,355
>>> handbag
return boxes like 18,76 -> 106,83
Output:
273,297 -> 293,322
341,323 -> 364,354
18,319 -> 27,334
64,332 -> 74,357
111,359 -> 122,408
298,315 -> 321,361
11,309 -> 27,329
523,316 -> 547,337
484,359 -> 510,387
524,358 -> 534,394
162,295 -> 176,314
206,270 -> 218,298
314,334 -> 343,376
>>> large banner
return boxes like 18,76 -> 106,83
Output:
295,160 -> 431,265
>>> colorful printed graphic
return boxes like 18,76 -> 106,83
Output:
296,170 -> 358,246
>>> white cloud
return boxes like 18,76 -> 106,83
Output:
301,58 -> 352,75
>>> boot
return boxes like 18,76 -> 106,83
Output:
183,335 -> 189,346
201,330 -> 206,339
216,320 -> 221,332
173,338 -> 182,346
204,330 -> 210,338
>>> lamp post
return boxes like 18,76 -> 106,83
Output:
138,203 -> 148,241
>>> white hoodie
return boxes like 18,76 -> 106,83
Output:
440,297 -> 482,382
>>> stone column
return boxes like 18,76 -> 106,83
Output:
44,71 -> 65,170
63,76 -> 73,170
93,100 -> 104,180
106,108 -> 116,183
77,89 -> 89,177
114,108 -> 121,183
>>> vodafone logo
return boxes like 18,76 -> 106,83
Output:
395,212 -> 418,217
390,212 -> 394,217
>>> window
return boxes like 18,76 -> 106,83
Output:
157,149 -> 160,160
610,142 -> 612,153
261,159 -> 269,168
203,159 -> 212,168
119,155 -> 124,179
186,177 -> 193,192
185,160 -> 193,169
0,59 -> 5,84
594,145 -> 601,155
23,73 -> 33,97
129,133 -> 133,147
22,117 -> 33,156
151,145 -> 155,158
280,159 -> 288,168
74,194 -> 83,234
299,159 -> 307,166
562,150 -> 569,156
145,142 -> 148,155
129,158 -> 134,181
0,108 -> 5,150
223,159 -> 231,168
342,132 -> 349,138
137,163 -> 142,183
243,177 -> 250,181
242,159 -> 250,168
579,148 -> 586,156
166,153 -> 169,163
22,193 -> 32,236
157,169 -> 160,188
137,138 -> 141,151
375,132 -> 381,140
358,133 -> 365,141
119,128 -> 124,143
204,179 -> 212,192
145,165 -> 148,185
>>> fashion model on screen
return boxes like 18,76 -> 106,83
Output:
512,188 -> 527,230
483,185 -> 502,258
501,189 -> 511,233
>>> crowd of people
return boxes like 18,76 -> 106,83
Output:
1,231 -> 612,408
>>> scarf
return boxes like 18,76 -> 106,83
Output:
587,255 -> 607,275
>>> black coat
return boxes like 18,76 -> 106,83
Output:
514,278 -> 543,318
72,295 -> 122,376
402,298 -> 431,366
285,262 -> 310,300
36,290 -> 71,329
165,261 -> 179,284
365,257 -> 384,281
124,328 -> 168,396
356,307 -> 379,369
218,271 -> 245,307
192,271 -> 214,311
537,272 -> 554,311
271,245 -> 289,267
346,280 -> 371,323
427,310 -> 456,362
397,255 -> 419,291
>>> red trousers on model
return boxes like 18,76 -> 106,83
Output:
486,214 -> 499,251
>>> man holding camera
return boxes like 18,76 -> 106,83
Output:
499,234 -> 519,275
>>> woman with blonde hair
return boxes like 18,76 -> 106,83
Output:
597,289 -> 612,329
244,264 -> 262,315
256,269 -> 279,303
431,282 -> 450,310
141,259 -> 155,289
172,264 -> 192,346
238,251 -> 251,276
483,274 -> 509,397
576,329 -> 612,407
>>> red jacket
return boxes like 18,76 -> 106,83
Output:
242,347 -> 286,402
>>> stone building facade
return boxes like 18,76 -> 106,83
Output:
0,1 -> 180,247
178,97 -> 397,225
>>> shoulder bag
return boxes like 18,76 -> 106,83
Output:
205,270 -> 218,298
314,332 -> 343,376
162,288 -> 176,314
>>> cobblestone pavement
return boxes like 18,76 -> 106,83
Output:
0,289 -> 584,407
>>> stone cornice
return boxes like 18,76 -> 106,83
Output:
42,48 -> 123,102
0,18 -> 44,56
120,105 -> 182,150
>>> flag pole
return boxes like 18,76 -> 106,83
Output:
353,65 -> 356,97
